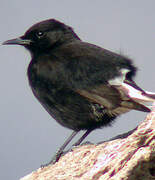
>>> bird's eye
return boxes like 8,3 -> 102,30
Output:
36,31 -> 44,38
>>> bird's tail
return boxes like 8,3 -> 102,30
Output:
121,80 -> 155,112
143,91 -> 155,100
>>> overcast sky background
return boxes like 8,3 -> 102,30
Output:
0,1 -> 155,180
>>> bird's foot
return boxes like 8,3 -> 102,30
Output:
41,150 -> 63,168
81,141 -> 93,145
70,141 -> 93,152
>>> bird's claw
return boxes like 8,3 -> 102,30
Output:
40,150 -> 63,168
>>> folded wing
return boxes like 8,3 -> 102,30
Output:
76,68 -> 155,116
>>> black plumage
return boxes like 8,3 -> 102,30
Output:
3,19 -> 155,164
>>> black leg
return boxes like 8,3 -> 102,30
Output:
42,131 -> 79,167
73,129 -> 92,147
56,131 -> 79,156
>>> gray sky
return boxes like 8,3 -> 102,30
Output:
0,1 -> 155,179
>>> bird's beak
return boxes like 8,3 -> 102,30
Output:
2,37 -> 32,46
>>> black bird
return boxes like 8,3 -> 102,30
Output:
3,19 -> 155,164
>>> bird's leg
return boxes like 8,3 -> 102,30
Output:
54,131 -> 79,159
41,131 -> 79,167
72,129 -> 92,147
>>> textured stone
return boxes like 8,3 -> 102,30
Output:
20,111 -> 155,180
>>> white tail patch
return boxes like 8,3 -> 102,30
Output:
108,69 -> 130,86
121,82 -> 155,102
108,68 -> 155,110
121,82 -> 155,111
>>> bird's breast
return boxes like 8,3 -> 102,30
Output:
27,57 -> 65,90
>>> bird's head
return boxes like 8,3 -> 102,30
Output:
2,19 -> 80,55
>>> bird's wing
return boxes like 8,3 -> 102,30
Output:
75,68 -> 155,115
50,41 -> 155,115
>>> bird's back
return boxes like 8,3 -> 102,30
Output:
27,40 -> 150,131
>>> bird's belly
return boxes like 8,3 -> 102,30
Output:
31,85 -> 116,131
